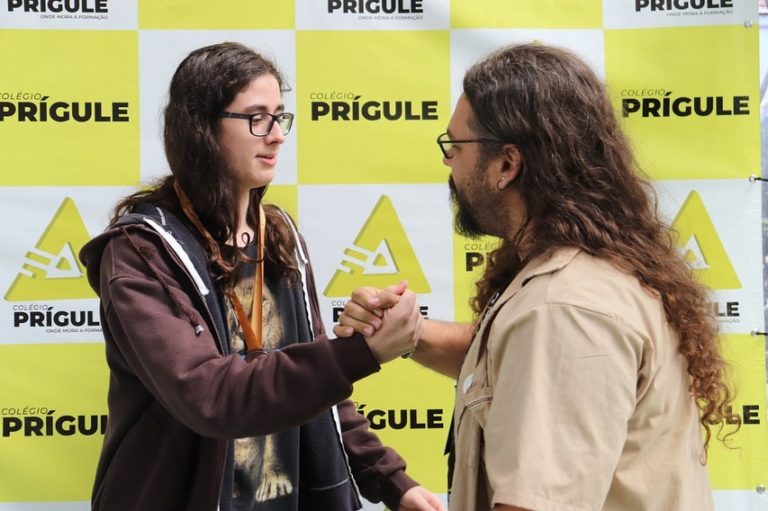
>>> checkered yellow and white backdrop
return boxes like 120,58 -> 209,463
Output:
1,1 -> 766,509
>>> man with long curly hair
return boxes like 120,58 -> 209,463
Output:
336,43 -> 735,511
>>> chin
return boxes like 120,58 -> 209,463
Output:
252,170 -> 275,188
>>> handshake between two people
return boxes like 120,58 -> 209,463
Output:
333,281 -> 420,364
334,282 -> 449,511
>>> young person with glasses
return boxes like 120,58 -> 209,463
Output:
80,42 -> 443,511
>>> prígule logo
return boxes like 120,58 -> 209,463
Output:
5,198 -> 96,303
327,0 -> 423,14
324,196 -> 431,296
310,93 -> 438,121
621,90 -> 749,118
12,306 -> 100,330
634,0 -> 733,12
2,408 -> 107,438
355,403 -> 444,430
0,95 -> 129,123
1,407 -> 107,437
671,191 -> 741,290
6,0 -> 108,13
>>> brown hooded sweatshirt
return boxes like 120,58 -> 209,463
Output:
79,205 -> 417,511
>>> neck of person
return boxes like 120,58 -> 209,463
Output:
233,188 -> 255,248
503,216 -> 534,263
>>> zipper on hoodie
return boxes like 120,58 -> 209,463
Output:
161,244 -> 226,355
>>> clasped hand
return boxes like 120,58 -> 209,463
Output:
334,281 -> 421,364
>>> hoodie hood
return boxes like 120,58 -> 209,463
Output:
80,225 -> 127,297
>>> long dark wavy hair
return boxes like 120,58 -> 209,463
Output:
111,42 -> 298,289
464,43 -> 735,448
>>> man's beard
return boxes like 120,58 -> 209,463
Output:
449,175 -> 485,238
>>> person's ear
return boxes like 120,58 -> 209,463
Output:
496,144 -> 523,190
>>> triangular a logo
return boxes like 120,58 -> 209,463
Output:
671,191 -> 740,290
324,195 -> 430,296
5,198 -> 96,301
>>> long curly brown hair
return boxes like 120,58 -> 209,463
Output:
111,42 -> 298,290
463,43 -> 736,449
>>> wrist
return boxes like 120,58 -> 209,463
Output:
401,315 -> 423,359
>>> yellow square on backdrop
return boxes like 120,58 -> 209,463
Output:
605,26 -> 760,180
452,234 -> 501,323
0,343 -> 109,502
297,30 -> 450,184
351,358 -> 455,493
0,30 -> 139,186
139,0 -> 294,29
706,334 -> 768,490
451,0 -> 602,29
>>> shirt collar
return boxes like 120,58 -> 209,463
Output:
495,247 -> 581,306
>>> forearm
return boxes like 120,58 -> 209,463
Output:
336,399 -> 417,509
410,319 -> 475,379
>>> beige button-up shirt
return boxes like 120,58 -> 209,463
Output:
451,248 -> 713,511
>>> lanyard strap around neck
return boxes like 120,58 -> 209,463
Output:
174,180 -> 265,352
227,205 -> 265,353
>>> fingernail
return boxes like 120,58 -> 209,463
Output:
364,327 -> 374,336
369,297 -> 381,307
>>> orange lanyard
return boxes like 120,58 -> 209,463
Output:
226,209 -> 265,352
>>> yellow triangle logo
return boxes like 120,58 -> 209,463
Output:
671,191 -> 740,290
324,195 -> 431,296
5,198 -> 96,301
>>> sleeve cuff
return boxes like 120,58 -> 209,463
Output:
380,469 -> 419,511
330,332 -> 381,383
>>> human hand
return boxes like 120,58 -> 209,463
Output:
333,281 -> 408,338
363,289 -> 423,363
397,486 -> 446,511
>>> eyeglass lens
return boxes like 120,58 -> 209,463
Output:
251,113 -> 293,136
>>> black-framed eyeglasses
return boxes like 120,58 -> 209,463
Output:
220,111 -> 295,137
436,132 -> 500,159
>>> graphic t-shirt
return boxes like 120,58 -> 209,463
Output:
227,246 -> 305,511
225,240 -> 362,511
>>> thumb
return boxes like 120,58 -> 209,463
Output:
384,280 -> 408,295
370,281 -> 409,309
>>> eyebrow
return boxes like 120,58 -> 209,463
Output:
242,103 -> 285,114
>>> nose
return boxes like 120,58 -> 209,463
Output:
265,120 -> 285,144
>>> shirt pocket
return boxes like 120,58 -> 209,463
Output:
455,385 -> 493,469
